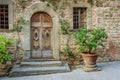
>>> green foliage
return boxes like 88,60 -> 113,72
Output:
88,0 -> 94,5
61,46 -> 74,58
72,28 -> 108,54
13,24 -> 23,32
0,53 -> 12,64
59,20 -> 71,35
17,0 -> 27,8
46,0 -> 61,11
0,35 -> 13,64
13,17 -> 27,32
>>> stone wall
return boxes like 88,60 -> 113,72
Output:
1,0 -> 119,62
92,0 -> 120,60
60,0 -> 120,62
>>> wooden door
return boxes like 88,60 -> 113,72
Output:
31,12 -> 53,58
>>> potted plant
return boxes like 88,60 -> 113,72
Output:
0,35 -> 13,76
72,28 -> 108,72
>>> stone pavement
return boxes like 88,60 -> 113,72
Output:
1,61 -> 120,80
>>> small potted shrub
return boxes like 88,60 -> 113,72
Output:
72,28 -> 108,72
0,35 -> 13,76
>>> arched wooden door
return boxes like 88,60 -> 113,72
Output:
31,12 -> 53,59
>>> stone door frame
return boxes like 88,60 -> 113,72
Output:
23,2 -> 60,60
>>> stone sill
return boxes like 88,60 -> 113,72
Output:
0,29 -> 14,32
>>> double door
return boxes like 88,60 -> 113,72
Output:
31,12 -> 53,58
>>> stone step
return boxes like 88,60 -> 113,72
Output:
20,61 -> 62,67
23,59 -> 58,62
9,64 -> 70,77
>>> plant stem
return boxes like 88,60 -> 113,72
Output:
89,48 -> 92,54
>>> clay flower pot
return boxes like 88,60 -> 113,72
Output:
81,53 -> 101,72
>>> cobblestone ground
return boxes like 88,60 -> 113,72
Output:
1,61 -> 120,80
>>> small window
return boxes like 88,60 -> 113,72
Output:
0,4 -> 9,29
73,7 -> 87,29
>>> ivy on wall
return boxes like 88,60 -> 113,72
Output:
12,0 -> 105,10
88,0 -> 105,7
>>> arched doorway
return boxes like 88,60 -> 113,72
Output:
31,12 -> 53,59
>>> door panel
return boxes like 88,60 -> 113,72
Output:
33,28 -> 40,49
42,28 -> 51,49
31,12 -> 52,58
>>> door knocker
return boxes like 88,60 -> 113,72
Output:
34,29 -> 39,41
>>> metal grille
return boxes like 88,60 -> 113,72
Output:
73,7 -> 87,29
0,4 -> 9,29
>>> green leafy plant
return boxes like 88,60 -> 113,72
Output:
13,17 -> 28,60
59,20 -> 71,35
61,45 -> 74,58
72,28 -> 108,54
0,35 -> 13,64
13,17 -> 27,45
13,17 -> 26,32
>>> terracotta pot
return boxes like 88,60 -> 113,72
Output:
81,53 -> 101,72
81,53 -> 98,65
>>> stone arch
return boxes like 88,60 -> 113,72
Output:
23,2 -> 60,59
